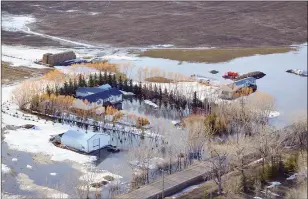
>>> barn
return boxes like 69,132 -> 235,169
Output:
42,51 -> 76,66
60,130 -> 110,153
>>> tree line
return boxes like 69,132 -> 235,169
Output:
45,72 -> 211,112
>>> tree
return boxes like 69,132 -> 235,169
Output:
193,91 -> 198,108
63,81 -> 69,95
108,73 -> 113,86
46,85 -> 52,96
112,74 -> 117,88
88,74 -> 95,87
94,73 -> 98,86
123,78 -> 128,91
99,72 -> 103,85
118,76 -> 123,90
129,79 -> 133,92
73,78 -> 78,93
69,78 -> 74,95
78,74 -> 83,87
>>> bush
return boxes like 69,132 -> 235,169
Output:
104,175 -> 115,181
259,164 -> 280,183
284,155 -> 298,174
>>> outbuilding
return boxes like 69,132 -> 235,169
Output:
60,130 -> 110,153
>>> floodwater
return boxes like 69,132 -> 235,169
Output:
1,142 -> 81,197
111,43 -> 308,127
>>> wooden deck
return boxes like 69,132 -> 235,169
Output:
115,162 -> 212,199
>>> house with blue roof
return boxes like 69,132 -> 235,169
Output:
76,84 -> 123,109
220,77 -> 257,99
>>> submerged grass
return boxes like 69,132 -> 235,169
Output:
137,46 -> 296,63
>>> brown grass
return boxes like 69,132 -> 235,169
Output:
1,61 -> 52,85
144,76 -> 174,83
138,46 -> 296,63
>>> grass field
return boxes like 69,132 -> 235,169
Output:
1,62 -> 52,84
138,46 -> 296,63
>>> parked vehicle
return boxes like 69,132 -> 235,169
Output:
222,71 -> 239,79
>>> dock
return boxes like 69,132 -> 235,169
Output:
115,162 -> 212,199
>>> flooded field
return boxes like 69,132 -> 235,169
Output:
111,43 -> 308,127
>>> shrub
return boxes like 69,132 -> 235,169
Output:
104,175 -> 115,181
284,155 -> 298,174
259,164 -> 280,183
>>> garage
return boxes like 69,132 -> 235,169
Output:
60,130 -> 110,153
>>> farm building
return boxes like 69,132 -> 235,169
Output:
219,77 -> 257,99
60,130 -> 110,153
81,88 -> 123,109
42,51 -> 76,66
76,84 -> 123,109
76,84 -> 112,97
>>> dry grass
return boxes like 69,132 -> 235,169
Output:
138,46 -> 296,63
144,76 -> 174,83
1,61 -> 52,85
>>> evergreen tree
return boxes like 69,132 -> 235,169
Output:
129,79 -> 133,92
78,74 -> 83,87
46,85 -> 51,96
123,78 -> 128,91
133,84 -> 139,95
159,86 -> 163,100
112,74 -> 117,88
104,71 -> 108,84
119,76 -> 123,90
193,91 -> 197,108
153,84 -> 158,96
142,84 -> 147,99
68,78 -> 73,95
73,79 -> 78,92
108,73 -> 113,85
94,73 -> 98,86
99,72 -> 103,85
59,87 -> 64,95
63,81 -> 69,95
55,85 -> 59,96
89,74 -> 94,87
163,87 -> 168,99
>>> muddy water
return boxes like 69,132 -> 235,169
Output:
111,43 -> 308,127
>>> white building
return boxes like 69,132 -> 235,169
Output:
60,130 -> 110,153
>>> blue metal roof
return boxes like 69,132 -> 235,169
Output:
234,77 -> 256,86
81,88 -> 122,103
76,87 -> 103,94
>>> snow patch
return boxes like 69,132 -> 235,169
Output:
54,65 -> 99,75
26,165 -> 32,169
2,13 -> 36,32
12,158 -> 18,162
144,100 -> 159,109
101,54 -> 138,61
2,164 -> 11,173
120,90 -> 135,96
50,173 -> 57,176
286,173 -> 297,180
266,181 -> 281,189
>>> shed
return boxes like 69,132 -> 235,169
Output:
60,130 -> 110,153
234,77 -> 256,87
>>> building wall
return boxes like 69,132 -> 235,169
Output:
87,134 -> 110,153
42,51 -> 76,66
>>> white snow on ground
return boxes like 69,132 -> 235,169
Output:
1,193 -> 26,199
1,13 -> 36,32
2,164 -> 11,173
26,165 -> 33,169
90,12 -> 99,15
266,181 -> 281,189
286,173 -> 297,180
3,109 -> 97,164
144,100 -> 159,109
54,65 -> 99,75
66,9 -> 78,12
101,54 -> 139,61
120,90 -> 135,96
12,158 -> 18,162
2,45 -> 63,68
253,197 -> 263,199
50,173 -> 57,176
16,173 -> 69,198
2,13 -> 94,47
149,44 -> 174,48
